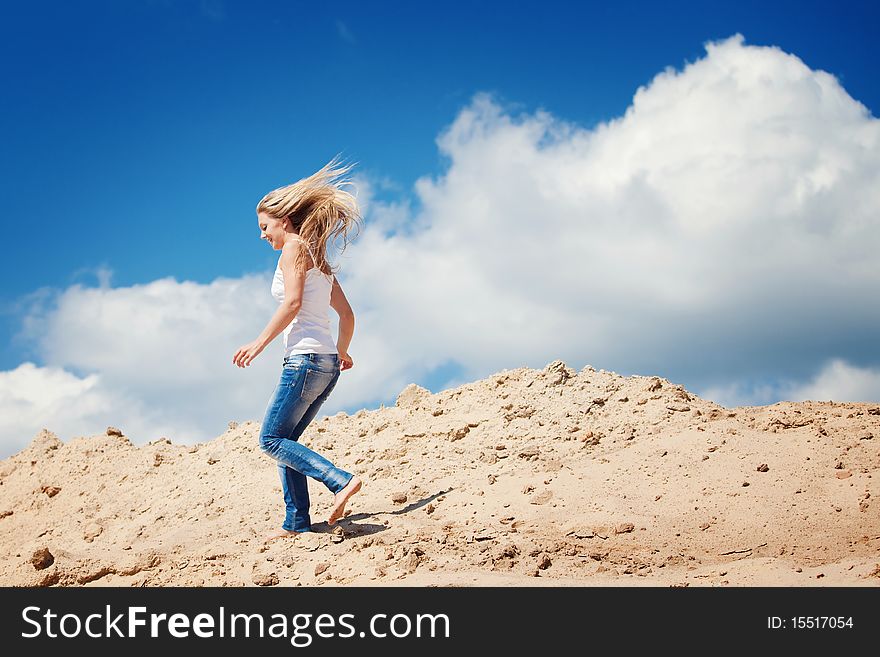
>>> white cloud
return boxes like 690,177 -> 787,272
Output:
4,273 -> 376,459
3,33 -> 879,459
0,362 -> 164,457
337,33 -> 879,396
785,359 -> 880,404
698,358 -> 880,408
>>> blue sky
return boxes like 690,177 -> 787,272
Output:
1,0 -> 878,457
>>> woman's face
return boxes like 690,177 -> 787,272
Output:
258,212 -> 287,250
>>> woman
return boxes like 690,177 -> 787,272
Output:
232,156 -> 362,541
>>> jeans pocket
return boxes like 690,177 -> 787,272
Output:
300,367 -> 333,403
281,365 -> 306,391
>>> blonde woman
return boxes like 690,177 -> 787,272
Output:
233,157 -> 363,540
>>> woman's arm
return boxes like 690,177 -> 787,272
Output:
330,277 -> 355,370
233,241 -> 306,368
254,302 -> 300,351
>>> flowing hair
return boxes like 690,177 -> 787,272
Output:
256,155 -> 362,276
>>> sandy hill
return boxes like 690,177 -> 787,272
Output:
1,360 -> 878,587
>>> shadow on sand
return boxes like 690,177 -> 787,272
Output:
333,487 -> 454,534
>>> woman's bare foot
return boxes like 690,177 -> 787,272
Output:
328,476 -> 362,525
263,528 -> 305,543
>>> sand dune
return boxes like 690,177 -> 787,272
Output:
1,360 -> 878,587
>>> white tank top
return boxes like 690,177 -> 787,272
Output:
270,237 -> 337,356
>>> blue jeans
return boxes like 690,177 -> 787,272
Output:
259,353 -> 353,532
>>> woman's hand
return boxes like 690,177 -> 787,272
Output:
338,351 -> 354,371
233,340 -> 265,368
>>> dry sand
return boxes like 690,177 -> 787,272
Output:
1,360 -> 878,587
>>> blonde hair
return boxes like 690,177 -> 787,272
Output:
256,155 -> 362,276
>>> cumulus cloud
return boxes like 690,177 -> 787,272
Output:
699,359 -> 880,408
787,360 -> 880,403
3,33 -> 878,459
4,273 -> 369,458
339,32 -> 879,404
0,362 -> 158,457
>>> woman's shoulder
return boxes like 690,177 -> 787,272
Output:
281,237 -> 307,253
